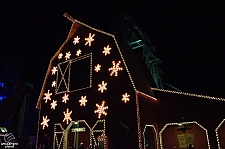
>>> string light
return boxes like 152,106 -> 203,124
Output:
159,121 -> 210,149
43,90 -> 52,103
51,66 -> 58,75
58,53 -> 63,59
41,115 -> 50,129
108,61 -> 123,76
65,51 -> 71,60
98,81 -> 107,93
51,81 -> 56,87
151,88 -> 225,101
102,45 -> 111,56
73,36 -> 80,45
50,100 -> 57,110
63,108 -> 72,124
215,119 -> 225,149
76,49 -> 82,56
55,53 -> 92,94
143,125 -> 158,149
53,119 -> 106,148
95,101 -> 108,119
135,90 -> 143,149
85,33 -> 95,46
136,90 -> 157,101
94,64 -> 101,72
79,96 -> 88,106
53,123 -> 65,149
36,109 -> 41,149
122,93 -> 130,103
62,93 -> 69,103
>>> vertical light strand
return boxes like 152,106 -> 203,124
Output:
215,119 -> 225,149
135,90 -> 143,149
36,109 -> 41,149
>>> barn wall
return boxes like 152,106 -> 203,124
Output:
138,92 -> 159,149
154,90 -> 225,148
161,123 -> 208,149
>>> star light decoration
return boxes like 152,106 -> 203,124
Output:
85,33 -> 95,46
94,64 -> 101,72
63,108 -> 72,124
43,90 -> 52,103
76,49 -> 82,56
73,36 -> 80,45
51,66 -> 58,75
65,51 -> 71,60
41,115 -> 50,129
122,93 -> 130,103
51,81 -> 56,87
51,100 -> 57,110
94,101 -> 108,119
62,93 -> 69,103
108,61 -> 123,76
79,96 -> 88,106
98,81 -> 107,93
58,53 -> 63,59
102,45 -> 111,56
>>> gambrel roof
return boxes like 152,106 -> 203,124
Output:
36,14 -> 155,109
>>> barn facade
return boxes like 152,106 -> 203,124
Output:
36,14 -> 225,149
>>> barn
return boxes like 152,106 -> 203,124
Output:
36,13 -> 225,149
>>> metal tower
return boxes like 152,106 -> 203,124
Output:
119,13 -> 164,89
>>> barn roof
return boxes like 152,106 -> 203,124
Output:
36,14 -> 156,108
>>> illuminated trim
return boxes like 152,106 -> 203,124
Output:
136,90 -> 157,101
143,125 -> 158,149
53,119 -> 106,149
159,121 -> 210,149
215,119 -> 225,149
135,90 -> 143,149
151,88 -> 225,101
36,109 -> 41,149
53,123 -> 65,149
55,53 -> 92,94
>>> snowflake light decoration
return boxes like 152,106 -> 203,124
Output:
79,96 -> 87,106
51,81 -> 56,87
51,100 -> 57,110
102,45 -> 111,56
65,51 -> 71,60
41,115 -> 50,129
58,53 -> 63,59
94,101 -> 108,119
51,66 -> 58,75
98,81 -> 107,93
122,93 -> 130,103
73,36 -> 80,45
62,93 -> 69,103
85,33 -> 95,46
63,108 -> 72,124
108,61 -> 123,76
94,64 -> 101,72
43,90 -> 52,103
76,49 -> 82,56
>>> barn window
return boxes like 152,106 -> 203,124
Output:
56,53 -> 92,94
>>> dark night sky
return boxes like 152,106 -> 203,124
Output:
1,1 -> 225,99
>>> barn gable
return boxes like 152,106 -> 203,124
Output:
36,14 -> 156,149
